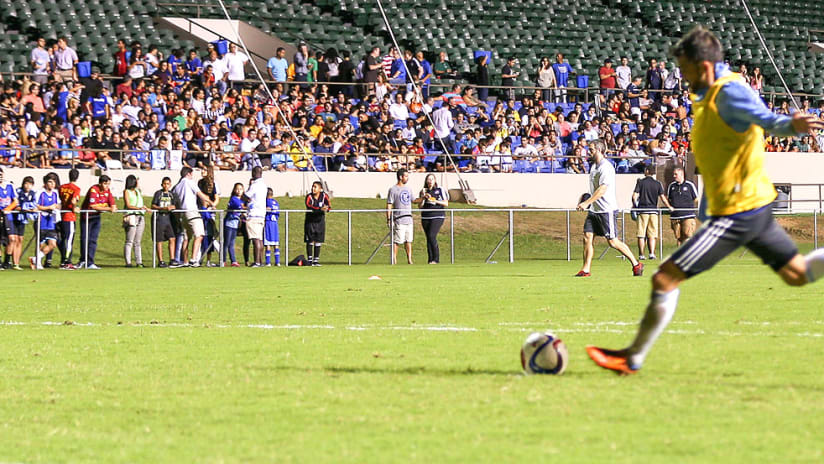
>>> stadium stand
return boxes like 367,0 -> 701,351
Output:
0,0 -> 822,175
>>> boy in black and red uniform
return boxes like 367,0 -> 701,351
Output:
304,181 -> 330,266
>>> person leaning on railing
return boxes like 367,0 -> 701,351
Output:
122,174 -> 149,268
79,175 -> 117,270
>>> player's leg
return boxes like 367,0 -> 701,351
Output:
671,219 -> 682,246
603,212 -> 640,268
405,241 -> 413,264
580,232 -> 595,274
589,216 -> 743,373
306,241 -> 314,264
745,215 -> 821,287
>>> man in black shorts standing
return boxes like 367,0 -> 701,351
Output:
575,139 -> 644,277
151,177 -> 178,268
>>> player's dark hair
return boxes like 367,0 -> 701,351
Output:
180,166 -> 193,178
46,172 -> 60,186
671,26 -> 723,64
267,188 -> 274,197
68,168 -> 79,182
396,168 -> 408,181
125,174 -> 137,190
252,166 -> 263,179
98,174 -> 111,184
22,176 -> 34,186
312,181 -> 324,191
162,176 -> 171,184
644,165 -> 655,175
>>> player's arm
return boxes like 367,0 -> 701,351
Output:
386,196 -> 393,224
717,81 -> 824,136
3,198 -> 17,214
577,184 -> 608,211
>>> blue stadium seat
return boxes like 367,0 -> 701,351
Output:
513,159 -> 527,173
312,156 -> 328,171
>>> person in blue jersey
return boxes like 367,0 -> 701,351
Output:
414,174 -> 448,264
8,176 -> 37,270
304,181 -> 331,267
0,168 -> 18,270
551,53 -> 574,103
223,183 -> 245,267
30,175 -> 60,270
587,26 -> 824,375
86,86 -> 110,124
264,188 -> 280,267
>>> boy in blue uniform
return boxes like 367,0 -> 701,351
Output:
0,168 -> 18,269
264,188 -> 280,266
31,175 -> 60,269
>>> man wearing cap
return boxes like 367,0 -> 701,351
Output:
500,57 -> 519,101
54,37 -> 79,82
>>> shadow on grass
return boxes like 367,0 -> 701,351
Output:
261,364 -> 605,379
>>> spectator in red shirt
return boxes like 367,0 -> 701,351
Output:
115,76 -> 133,100
58,168 -> 81,269
78,175 -> 116,269
599,58 -> 618,99
113,39 -> 128,77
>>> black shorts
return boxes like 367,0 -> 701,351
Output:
304,219 -> 325,243
153,216 -> 175,242
39,229 -> 58,243
8,218 -> 25,236
583,211 -> 619,240
170,213 -> 184,236
670,205 -> 797,277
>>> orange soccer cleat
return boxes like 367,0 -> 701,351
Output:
586,346 -> 640,375
574,270 -> 591,277
632,262 -> 644,276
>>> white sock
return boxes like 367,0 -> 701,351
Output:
804,248 -> 824,283
627,289 -> 680,368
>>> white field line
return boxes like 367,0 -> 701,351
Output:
2,320 -> 824,338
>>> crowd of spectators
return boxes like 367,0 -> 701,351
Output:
0,37 -> 821,175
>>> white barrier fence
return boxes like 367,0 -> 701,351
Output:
15,206 -> 819,270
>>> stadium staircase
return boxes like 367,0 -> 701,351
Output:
0,0 -> 820,94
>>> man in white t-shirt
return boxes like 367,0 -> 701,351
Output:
243,166 -> 267,267
240,128 -> 261,170
172,166 -> 214,267
575,139 -> 643,277
224,43 -> 249,89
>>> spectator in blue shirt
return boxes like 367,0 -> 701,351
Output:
267,47 -> 288,83
186,49 -> 202,75
552,53 -> 574,103
415,51 -> 432,99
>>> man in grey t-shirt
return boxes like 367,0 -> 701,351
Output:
387,168 -> 415,264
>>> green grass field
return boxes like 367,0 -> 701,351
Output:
3,198 -> 824,462
2,254 -> 824,462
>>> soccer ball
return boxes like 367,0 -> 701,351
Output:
520,332 -> 568,375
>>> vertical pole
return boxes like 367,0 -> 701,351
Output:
815,211 -> 819,250
284,211 -> 289,264
35,215 -> 41,270
508,209 -> 514,263
84,212 -> 89,267
819,185 -> 822,211
152,211 -> 157,268
450,209 -> 454,264
218,210 -> 224,267
620,210 -> 626,261
658,209 -> 663,259
566,210 -> 570,261
390,218 -> 395,265
347,210 -> 352,266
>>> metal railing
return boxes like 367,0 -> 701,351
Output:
0,146 -> 677,172
15,206 -> 821,270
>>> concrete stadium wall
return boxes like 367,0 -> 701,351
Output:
3,153 -> 823,209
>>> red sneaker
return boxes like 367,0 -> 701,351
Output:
586,346 -> 640,375
574,270 -> 591,277
632,262 -> 644,276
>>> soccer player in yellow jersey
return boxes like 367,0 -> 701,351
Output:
587,26 -> 824,374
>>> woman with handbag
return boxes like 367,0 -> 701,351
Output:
123,174 -> 149,267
